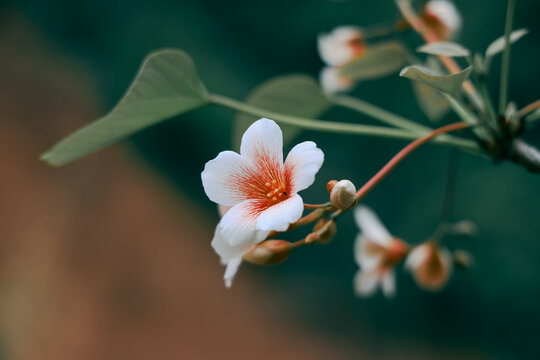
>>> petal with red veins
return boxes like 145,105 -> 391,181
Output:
256,194 -> 304,232
201,150 -> 252,206
240,118 -> 284,165
354,206 -> 392,246
285,141 -> 324,193
220,199 -> 269,247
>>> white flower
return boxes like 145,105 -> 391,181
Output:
353,206 -> 409,298
423,0 -> 462,40
318,26 -> 365,67
202,118 -> 325,287
319,67 -> 354,93
405,241 -> 453,291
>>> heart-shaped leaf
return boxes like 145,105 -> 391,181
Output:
400,65 -> 472,97
485,28 -> 528,59
41,48 -> 209,166
417,42 -> 471,57
233,75 -> 331,150
338,42 -> 408,81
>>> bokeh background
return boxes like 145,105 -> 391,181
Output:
1,0 -> 539,359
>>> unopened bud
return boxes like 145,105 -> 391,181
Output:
313,219 -> 337,244
305,232 -> 320,244
243,240 -> 292,265
327,180 -> 338,193
453,250 -> 474,268
405,242 -> 453,291
330,180 -> 357,210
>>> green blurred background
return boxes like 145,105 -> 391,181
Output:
3,0 -> 540,358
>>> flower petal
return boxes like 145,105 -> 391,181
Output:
224,256 -> 243,288
240,118 -> 283,165
353,269 -> 379,297
285,141 -> 324,193
211,223 -> 254,263
354,206 -> 392,246
404,243 -> 430,270
256,194 -> 304,232
220,199 -> 269,247
202,150 -> 251,206
354,234 -> 383,270
319,67 -> 355,94
381,271 -> 396,298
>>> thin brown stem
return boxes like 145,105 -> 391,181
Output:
355,122 -> 471,201
518,99 -> 540,118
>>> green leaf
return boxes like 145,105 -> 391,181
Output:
417,42 -> 471,57
485,28 -> 528,59
233,75 -> 331,151
399,65 -> 472,97
338,42 -> 408,81
41,48 -> 209,166
412,82 -> 450,121
410,57 -> 450,121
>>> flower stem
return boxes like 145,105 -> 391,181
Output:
209,93 -> 479,151
329,94 -> 435,134
304,202 -> 332,209
499,0 -> 516,115
355,122 -> 471,201
517,99 -> 540,118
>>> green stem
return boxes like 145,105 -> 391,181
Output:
329,94 -> 431,134
499,0 -> 516,114
209,93 -> 480,151
442,94 -> 479,125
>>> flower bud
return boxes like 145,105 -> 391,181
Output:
305,232 -> 320,244
330,180 -> 357,210
243,240 -> 292,265
313,219 -> 337,244
453,250 -> 474,268
326,180 -> 338,193
422,0 -> 462,41
405,241 -> 452,291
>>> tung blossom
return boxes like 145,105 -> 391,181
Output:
422,0 -> 462,40
318,26 -> 366,67
202,118 -> 324,287
353,206 -> 409,298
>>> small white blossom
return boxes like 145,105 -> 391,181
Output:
319,67 -> 354,93
423,0 -> 462,40
353,206 -> 409,298
318,26 -> 365,67
202,118 -> 325,287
